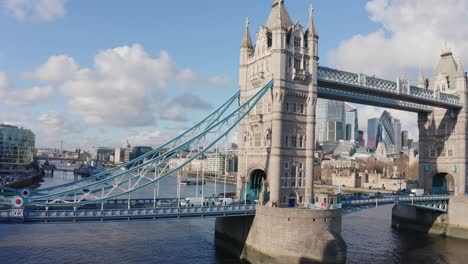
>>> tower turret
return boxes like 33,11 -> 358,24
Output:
456,58 -> 466,92
240,18 -> 254,65
305,3 -> 319,205
418,67 -> 426,89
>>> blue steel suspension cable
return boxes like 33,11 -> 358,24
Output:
26,80 -> 273,203
30,80 -> 272,207
30,90 -> 240,194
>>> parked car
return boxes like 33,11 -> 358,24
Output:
180,197 -> 207,207
214,198 -> 233,206
157,200 -> 173,207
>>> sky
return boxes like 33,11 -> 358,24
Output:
1,0 -> 468,150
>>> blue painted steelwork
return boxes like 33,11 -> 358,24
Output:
317,66 -> 462,110
0,79 -> 274,209
0,195 -> 451,223
341,195 -> 451,214
0,204 -> 256,223
317,87 -> 432,112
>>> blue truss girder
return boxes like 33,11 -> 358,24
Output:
317,87 -> 432,112
317,67 -> 463,110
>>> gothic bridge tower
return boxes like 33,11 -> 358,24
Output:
418,47 -> 468,195
237,0 -> 318,207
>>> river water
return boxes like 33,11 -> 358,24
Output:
0,169 -> 467,264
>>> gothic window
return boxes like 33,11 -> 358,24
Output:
288,56 -> 292,68
282,196 -> 287,203
291,136 -> 297,148
294,36 -> 301,47
290,179 -> 296,187
293,103 -> 297,113
304,35 -> 308,48
436,145 -> 443,157
267,33 -> 273,48
441,145 -> 447,157
299,136 -> 303,148
281,179 -> 287,187
284,135 -> 289,147
285,103 -> 290,112
299,196 -> 303,203
448,145 -> 454,157
254,128 -> 262,147
294,58 -> 301,70
284,171 -> 289,178
429,145 -> 436,158
256,101 -> 263,115
284,162 -> 289,169
299,162 -> 303,169
291,165 -> 297,178
300,104 -> 304,114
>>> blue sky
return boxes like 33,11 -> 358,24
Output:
1,0 -> 467,149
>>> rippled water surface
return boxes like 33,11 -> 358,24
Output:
1,171 -> 467,263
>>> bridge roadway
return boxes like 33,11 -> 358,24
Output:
0,195 -> 450,223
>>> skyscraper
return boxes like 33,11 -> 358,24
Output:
367,118 -> 379,150
316,99 -> 358,143
401,130 -> 409,148
367,111 -> 402,153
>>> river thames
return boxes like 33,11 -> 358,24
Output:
0,170 -> 467,264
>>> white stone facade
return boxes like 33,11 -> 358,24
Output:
418,48 -> 468,195
237,1 -> 318,206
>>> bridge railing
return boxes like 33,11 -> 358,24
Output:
0,204 -> 257,222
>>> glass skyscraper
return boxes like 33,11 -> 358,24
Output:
367,111 -> 402,153
0,124 -> 35,171
316,99 -> 358,143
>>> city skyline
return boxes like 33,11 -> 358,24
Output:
1,0 -> 468,149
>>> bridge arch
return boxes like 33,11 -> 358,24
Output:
432,172 -> 455,194
250,169 -> 266,190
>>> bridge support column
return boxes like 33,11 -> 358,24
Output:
215,206 -> 346,264
392,198 -> 468,240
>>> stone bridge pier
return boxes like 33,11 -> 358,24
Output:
220,1 -> 346,263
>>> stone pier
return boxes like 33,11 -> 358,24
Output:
392,196 -> 468,240
215,205 -> 346,264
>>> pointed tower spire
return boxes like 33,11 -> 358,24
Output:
307,3 -> 317,36
266,0 -> 292,30
457,58 -> 465,78
418,66 -> 426,88
240,17 -> 254,50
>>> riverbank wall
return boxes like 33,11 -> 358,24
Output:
5,170 -> 44,189
215,205 -> 346,264
392,196 -> 468,240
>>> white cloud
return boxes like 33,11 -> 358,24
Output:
37,111 -> 82,135
0,72 -> 53,106
328,0 -> 468,140
176,68 -> 230,88
3,0 -> 66,22
328,0 -> 468,80
18,44 -> 218,126
24,55 -> 78,83
160,93 -> 212,122
126,129 -> 181,148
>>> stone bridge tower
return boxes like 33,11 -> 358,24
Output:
237,0 -> 318,207
418,47 -> 468,195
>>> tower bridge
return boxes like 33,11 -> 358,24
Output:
1,1 -> 468,263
